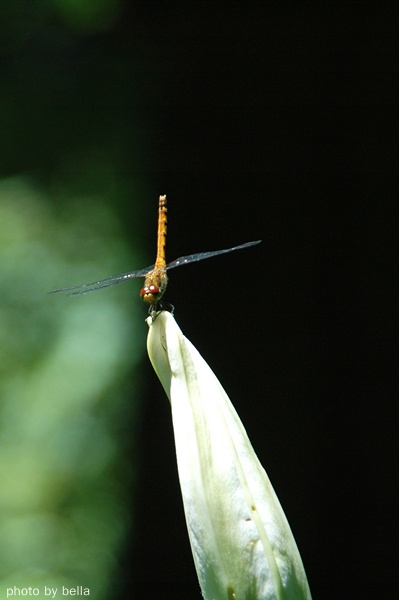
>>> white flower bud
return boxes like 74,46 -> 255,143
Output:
147,311 -> 312,600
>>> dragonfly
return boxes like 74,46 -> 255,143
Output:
50,195 -> 261,311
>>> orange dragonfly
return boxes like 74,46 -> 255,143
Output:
50,195 -> 261,310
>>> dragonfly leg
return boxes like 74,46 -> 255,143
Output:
147,300 -> 175,318
159,300 -> 175,314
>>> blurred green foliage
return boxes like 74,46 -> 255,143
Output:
51,0 -> 123,33
0,2 -> 149,597
0,177 -> 143,597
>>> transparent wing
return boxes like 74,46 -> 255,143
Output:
49,265 -> 154,296
165,239 -> 261,270
49,240 -> 261,297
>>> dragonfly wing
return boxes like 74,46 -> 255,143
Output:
49,265 -> 155,296
166,240 -> 261,270
65,279 -> 126,296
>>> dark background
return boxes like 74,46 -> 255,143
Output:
2,2 -> 398,599
129,5 -> 398,600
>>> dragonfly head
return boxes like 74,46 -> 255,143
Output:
140,283 -> 166,306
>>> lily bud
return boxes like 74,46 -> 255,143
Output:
147,311 -> 312,600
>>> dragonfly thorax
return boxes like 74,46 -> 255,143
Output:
140,269 -> 168,305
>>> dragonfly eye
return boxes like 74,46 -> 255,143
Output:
140,284 -> 162,304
